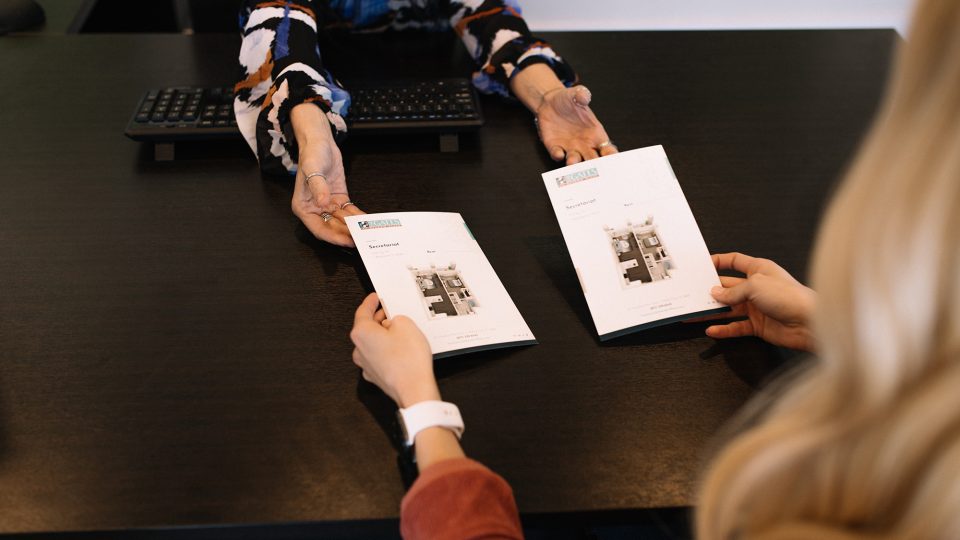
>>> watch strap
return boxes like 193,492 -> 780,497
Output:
398,400 -> 464,447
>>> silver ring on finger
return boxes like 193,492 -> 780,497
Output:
339,201 -> 355,210
304,171 -> 327,187
597,140 -> 616,149
320,211 -> 334,223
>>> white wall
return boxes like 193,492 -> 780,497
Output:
520,0 -> 912,35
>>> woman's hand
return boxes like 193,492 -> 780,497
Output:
290,104 -> 365,247
350,293 -> 440,408
536,85 -> 617,165
352,294 -> 466,471
510,64 -> 616,165
706,252 -> 817,352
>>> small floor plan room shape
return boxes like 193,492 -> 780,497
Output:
606,218 -> 674,286
411,263 -> 478,318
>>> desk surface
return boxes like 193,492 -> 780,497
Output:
0,30 -> 894,535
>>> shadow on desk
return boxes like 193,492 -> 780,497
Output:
133,139 -> 254,165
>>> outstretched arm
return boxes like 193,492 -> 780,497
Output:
235,0 -> 349,174
512,64 -> 617,164
350,293 -> 523,540
235,1 -> 364,245
446,1 -> 616,164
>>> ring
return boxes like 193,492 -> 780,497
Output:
320,211 -> 334,223
304,171 -> 327,187
597,140 -> 616,149
339,201 -> 355,210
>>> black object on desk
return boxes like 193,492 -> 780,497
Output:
0,30 -> 896,538
125,86 -> 239,137
0,0 -> 44,34
347,78 -> 483,131
125,78 -> 483,160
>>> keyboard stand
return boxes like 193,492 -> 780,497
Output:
149,135 -> 457,162
439,133 -> 459,153
154,142 -> 176,161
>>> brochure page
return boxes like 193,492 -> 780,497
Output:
346,212 -> 537,358
541,145 -> 729,340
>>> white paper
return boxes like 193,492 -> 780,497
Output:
541,145 -> 727,339
346,212 -> 536,358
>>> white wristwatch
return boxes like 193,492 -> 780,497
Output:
397,400 -> 465,448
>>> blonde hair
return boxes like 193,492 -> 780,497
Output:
696,1 -> 960,538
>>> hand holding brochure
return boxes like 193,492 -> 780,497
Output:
346,212 -> 537,359
541,145 -> 729,340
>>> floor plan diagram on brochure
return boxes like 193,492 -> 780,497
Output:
410,263 -> 479,319
605,217 -> 675,288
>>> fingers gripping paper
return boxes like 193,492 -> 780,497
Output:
347,212 -> 536,358
541,145 -> 729,340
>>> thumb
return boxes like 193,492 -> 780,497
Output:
711,281 -> 752,306
571,85 -> 592,107
303,171 -> 331,205
353,292 -> 380,327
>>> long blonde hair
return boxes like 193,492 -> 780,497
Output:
696,1 -> 960,538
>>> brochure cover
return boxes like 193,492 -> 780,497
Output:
541,145 -> 729,340
346,212 -> 537,358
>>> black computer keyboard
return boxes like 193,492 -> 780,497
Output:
125,79 -> 483,143
347,78 -> 483,132
125,86 -> 239,142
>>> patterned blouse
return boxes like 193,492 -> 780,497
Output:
234,0 -> 577,175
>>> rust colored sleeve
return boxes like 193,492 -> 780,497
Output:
401,457 -> 523,540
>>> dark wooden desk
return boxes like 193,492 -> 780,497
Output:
0,30 -> 895,536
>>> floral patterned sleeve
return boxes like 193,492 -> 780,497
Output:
234,0 -> 349,175
445,0 -> 578,97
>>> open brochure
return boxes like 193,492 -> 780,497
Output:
541,145 -> 729,340
346,212 -> 537,359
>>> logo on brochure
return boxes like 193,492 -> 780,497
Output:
357,218 -> 402,230
556,167 -> 599,187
